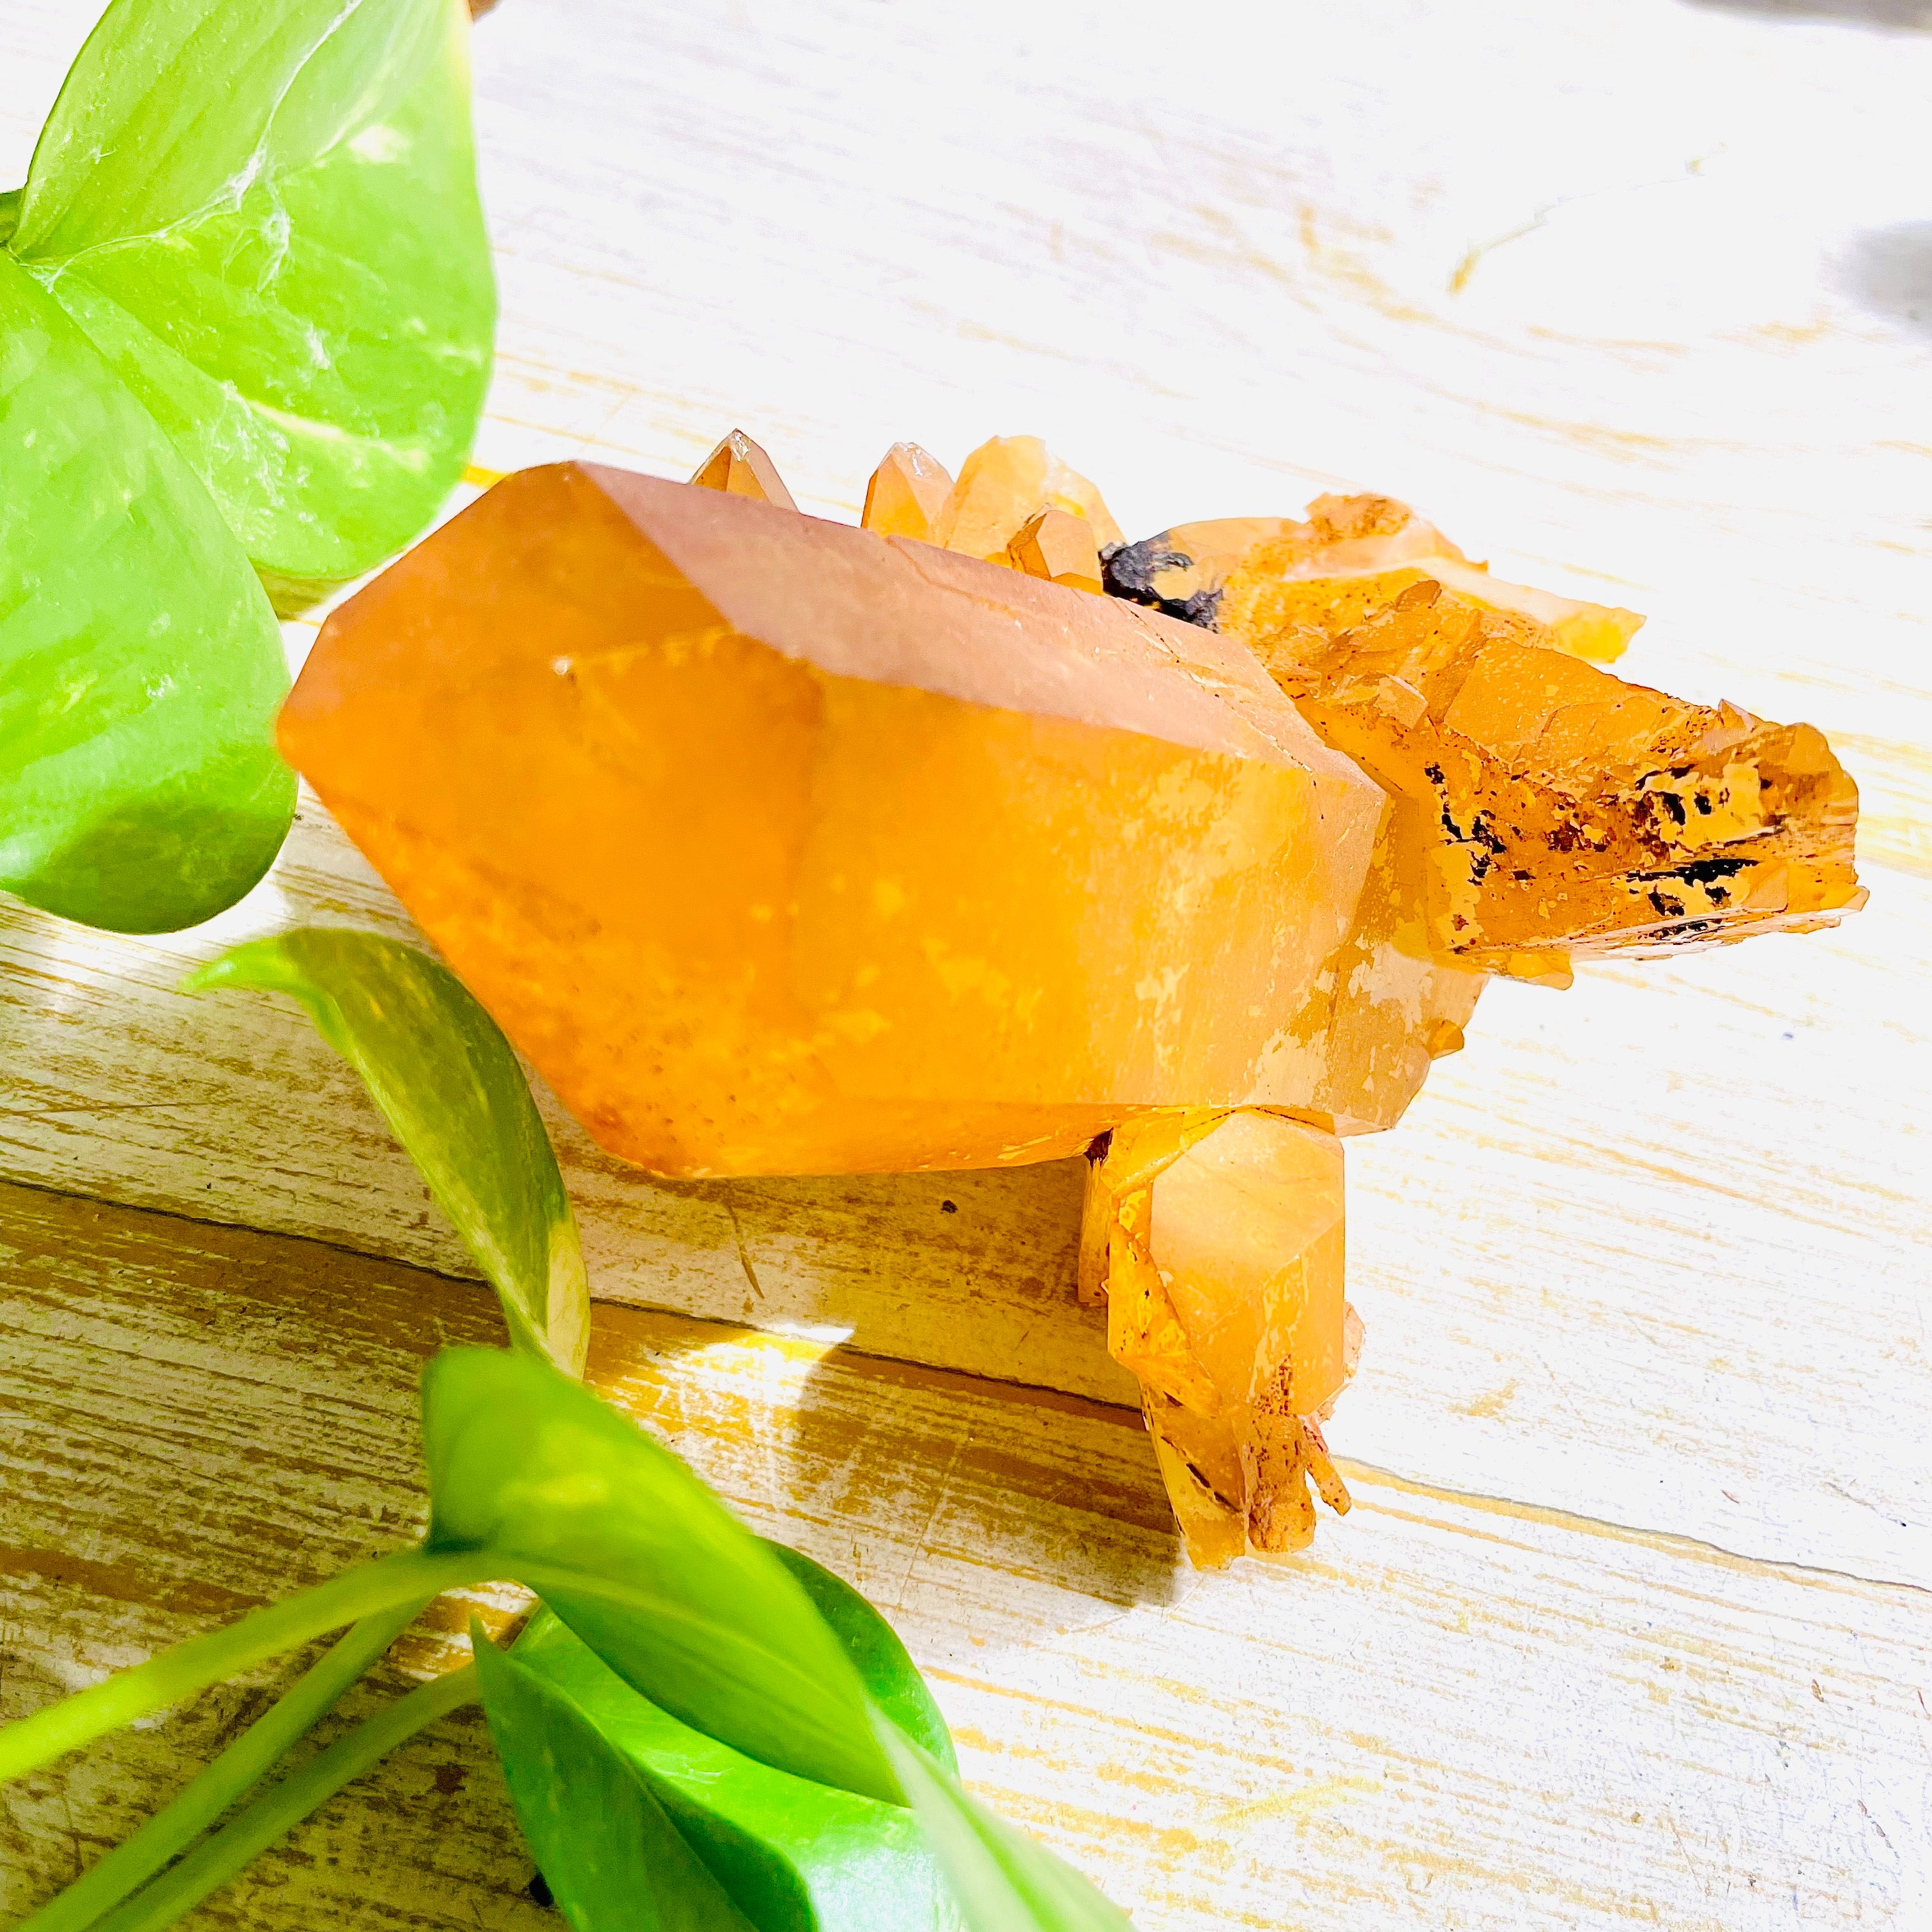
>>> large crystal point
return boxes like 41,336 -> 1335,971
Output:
280,464 -> 1391,1178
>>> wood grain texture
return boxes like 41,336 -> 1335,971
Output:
3,0 -> 1931,1921
4,1184 -> 1927,1931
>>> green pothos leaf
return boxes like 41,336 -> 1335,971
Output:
0,251 -> 292,933
765,1544 -> 956,1778
184,930 -> 588,1376
474,1625 -> 760,1932
10,0 -> 494,595
421,1349 -> 902,1808
483,1605 -> 958,1932
1,0 -> 494,935
0,1346 -> 1124,1932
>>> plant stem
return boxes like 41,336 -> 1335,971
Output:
91,1666 -> 480,1932
1,1550 -> 867,1793
0,1549 -> 480,1786
17,1597 -> 431,1932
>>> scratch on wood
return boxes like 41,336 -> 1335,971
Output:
723,1200 -> 765,1307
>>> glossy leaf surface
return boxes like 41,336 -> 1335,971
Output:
185,930 -> 588,1374
488,1608 -> 957,1931
11,0 -> 494,592
421,1349 -> 901,1807
474,1629 -> 758,1932
766,1543 -> 956,1777
0,252 -> 292,933
872,1719 -> 1137,1932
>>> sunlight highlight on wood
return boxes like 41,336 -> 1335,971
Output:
3,1187 -> 1926,1930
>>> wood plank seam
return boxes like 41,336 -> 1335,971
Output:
4,1173 -> 1916,1606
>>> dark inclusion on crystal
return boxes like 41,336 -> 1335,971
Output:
1100,539 -> 1223,629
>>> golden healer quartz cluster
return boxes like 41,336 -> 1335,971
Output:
1108,496 -> 1864,979
282,429 -> 1864,1566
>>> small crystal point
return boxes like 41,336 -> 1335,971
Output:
689,429 -> 797,509
933,435 -> 1124,563
1006,507 -> 1103,594
862,441 -> 953,542
1085,1107 -> 1354,1563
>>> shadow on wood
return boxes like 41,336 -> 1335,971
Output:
1834,220 -> 1932,337
1682,0 -> 1932,26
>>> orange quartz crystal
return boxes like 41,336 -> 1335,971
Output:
861,441 -> 953,542
1083,1108 -> 1354,1561
282,461 -> 1390,1179
1102,491 -> 1641,663
1007,507 -> 1105,594
690,428 -> 797,508
930,434 -> 1124,564
1107,493 -> 1864,975
281,435 -> 1863,1569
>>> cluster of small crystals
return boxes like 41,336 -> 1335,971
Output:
1119,493 -> 1865,976
285,427 -> 1864,1569
861,434 -> 1116,586
829,429 -> 1855,1555
1078,1110 -> 1358,1560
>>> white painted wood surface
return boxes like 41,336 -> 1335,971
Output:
3,0 -> 1930,1925
6,1186 -> 1929,1930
